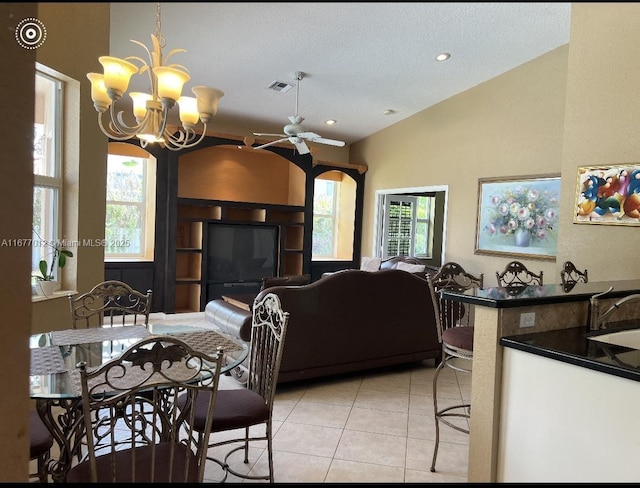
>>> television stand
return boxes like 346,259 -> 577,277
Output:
207,281 -> 262,304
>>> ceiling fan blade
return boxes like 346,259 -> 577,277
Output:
296,131 -> 322,139
290,137 -> 310,155
253,132 -> 286,137
309,137 -> 346,147
297,131 -> 346,147
253,138 -> 288,150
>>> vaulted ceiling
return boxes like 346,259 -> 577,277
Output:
109,2 -> 571,146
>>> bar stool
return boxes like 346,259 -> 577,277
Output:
496,260 -> 543,287
429,262 -> 483,473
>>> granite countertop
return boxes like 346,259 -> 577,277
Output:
500,321 -> 640,382
442,279 -> 640,309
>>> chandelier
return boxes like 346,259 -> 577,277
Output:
86,3 -> 224,151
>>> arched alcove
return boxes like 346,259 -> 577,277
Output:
313,170 -> 356,261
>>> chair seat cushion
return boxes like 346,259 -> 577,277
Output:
66,442 -> 199,482
29,411 -> 53,458
442,326 -> 474,351
178,388 -> 269,433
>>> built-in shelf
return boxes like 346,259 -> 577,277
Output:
224,207 -> 266,222
174,283 -> 201,313
176,221 -> 203,250
173,198 -> 307,312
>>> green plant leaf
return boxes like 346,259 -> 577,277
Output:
39,259 -> 49,280
58,252 -> 66,268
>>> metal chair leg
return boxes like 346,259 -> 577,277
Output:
431,358 -> 446,472
431,355 -> 471,473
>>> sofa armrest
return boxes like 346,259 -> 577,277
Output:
204,299 -> 252,343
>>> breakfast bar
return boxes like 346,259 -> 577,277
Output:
441,279 -> 640,482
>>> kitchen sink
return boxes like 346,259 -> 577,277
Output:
588,327 -> 640,350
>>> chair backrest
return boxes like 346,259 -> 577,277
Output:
431,262 -> 483,331
496,261 -> 544,287
248,292 -> 289,410
560,260 -> 588,285
73,335 -> 223,483
68,280 -> 152,328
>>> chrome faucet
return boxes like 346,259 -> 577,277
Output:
589,287 -> 613,331
590,288 -> 640,331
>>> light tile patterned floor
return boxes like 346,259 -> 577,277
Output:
31,312 -> 470,483
163,312 -> 470,483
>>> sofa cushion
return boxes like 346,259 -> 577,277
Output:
396,261 -> 426,274
360,257 -> 382,272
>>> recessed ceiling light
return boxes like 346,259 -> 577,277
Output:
325,119 -> 337,125
384,109 -> 396,116
436,53 -> 451,62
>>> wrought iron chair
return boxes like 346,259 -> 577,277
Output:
65,335 -> 224,483
68,280 -> 152,329
67,280 -> 153,461
177,292 -> 290,483
560,261 -> 588,286
496,260 -> 544,288
29,410 -> 53,483
429,262 -> 483,473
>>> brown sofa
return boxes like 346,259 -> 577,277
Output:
205,268 -> 441,384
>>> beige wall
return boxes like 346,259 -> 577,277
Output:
178,145 -> 305,206
352,45 -> 569,284
556,3 -> 640,281
353,4 -> 640,284
1,3 -> 37,481
31,3 -> 110,333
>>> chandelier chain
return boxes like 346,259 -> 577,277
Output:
155,3 -> 166,50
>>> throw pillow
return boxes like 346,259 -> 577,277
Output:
396,261 -> 426,274
360,257 -> 382,272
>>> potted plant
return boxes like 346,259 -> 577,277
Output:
33,232 -> 73,296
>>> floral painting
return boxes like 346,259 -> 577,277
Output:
574,164 -> 640,226
475,175 -> 561,260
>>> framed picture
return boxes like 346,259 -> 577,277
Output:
573,164 -> 640,226
475,174 -> 561,260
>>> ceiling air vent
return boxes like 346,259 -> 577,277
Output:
267,80 -> 294,93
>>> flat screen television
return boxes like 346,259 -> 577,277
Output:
207,222 -> 279,283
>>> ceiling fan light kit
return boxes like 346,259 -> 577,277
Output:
253,71 -> 346,155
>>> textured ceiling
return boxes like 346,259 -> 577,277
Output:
108,2 -> 571,146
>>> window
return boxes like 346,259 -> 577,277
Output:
105,143 -> 156,260
32,70 -> 63,280
312,178 -> 339,257
312,171 -> 356,261
376,188 -> 447,267
383,195 -> 436,258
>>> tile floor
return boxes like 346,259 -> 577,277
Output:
31,312 -> 470,483
164,312 -> 470,483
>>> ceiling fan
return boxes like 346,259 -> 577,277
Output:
253,71 -> 346,155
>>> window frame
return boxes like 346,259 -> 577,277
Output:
374,186 -> 448,267
104,144 -> 156,262
33,69 -> 63,281
312,178 -> 340,259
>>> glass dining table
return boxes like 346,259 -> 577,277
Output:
29,323 -> 248,483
